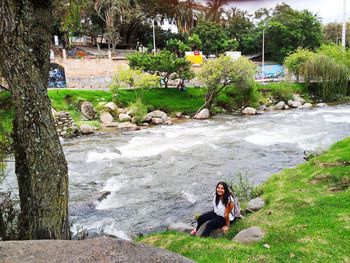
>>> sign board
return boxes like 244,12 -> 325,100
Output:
185,51 -> 203,65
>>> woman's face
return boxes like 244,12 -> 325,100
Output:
216,184 -> 225,196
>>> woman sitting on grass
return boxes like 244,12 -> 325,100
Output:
191,181 -> 238,237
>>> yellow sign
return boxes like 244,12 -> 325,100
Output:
185,51 -> 203,65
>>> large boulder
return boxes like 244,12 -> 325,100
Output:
168,223 -> 193,234
104,102 -> 118,112
194,109 -> 210,119
287,100 -> 294,107
292,94 -> 305,104
195,221 -> 224,238
145,110 -> 168,122
81,101 -> 96,120
299,102 -> 312,109
117,122 -> 139,130
80,124 -> 94,134
119,113 -> 132,122
233,226 -> 264,244
291,101 -> 302,108
242,107 -> 257,115
275,101 -> 286,110
100,112 -> 114,124
247,197 -> 265,211
151,117 -> 164,125
316,103 -> 328,107
0,236 -> 195,263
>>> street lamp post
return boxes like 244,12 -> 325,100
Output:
152,19 -> 156,54
342,0 -> 346,49
262,27 -> 265,82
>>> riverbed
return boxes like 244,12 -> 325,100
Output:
2,104 -> 350,239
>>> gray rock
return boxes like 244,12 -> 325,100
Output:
292,94 -> 305,104
287,100 -> 294,106
291,101 -> 302,108
80,124 -> 94,134
0,236 -> 195,263
119,113 -> 132,122
284,105 -> 289,110
168,223 -> 193,233
175,112 -> 183,118
184,115 -> 191,119
242,107 -> 257,115
275,101 -> 286,110
258,104 -> 267,111
195,221 -> 224,238
194,109 -> 210,119
104,102 -> 117,112
81,101 -> 96,120
316,103 -> 328,107
164,120 -> 173,125
117,122 -> 138,129
100,112 -> 114,124
60,131 -> 67,137
256,110 -> 265,115
146,110 -> 168,121
151,117 -> 164,125
117,108 -> 129,114
106,122 -> 119,127
300,102 -> 312,109
233,226 -> 264,244
247,197 -> 265,211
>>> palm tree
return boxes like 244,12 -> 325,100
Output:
205,0 -> 230,23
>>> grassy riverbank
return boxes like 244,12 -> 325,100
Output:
139,137 -> 350,262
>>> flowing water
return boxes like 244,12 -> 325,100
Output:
2,104 -> 350,239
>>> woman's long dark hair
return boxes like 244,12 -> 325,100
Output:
215,181 -> 232,207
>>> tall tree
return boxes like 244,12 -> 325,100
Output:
0,0 -> 69,239
205,0 -> 229,23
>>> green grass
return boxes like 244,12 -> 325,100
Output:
139,137 -> 350,263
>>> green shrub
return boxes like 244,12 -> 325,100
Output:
271,82 -> 294,101
229,171 -> 261,203
128,98 -> 148,125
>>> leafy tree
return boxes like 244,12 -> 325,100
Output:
284,48 -> 315,82
323,22 -> 350,47
262,3 -> 323,62
225,8 -> 255,52
191,21 -> 237,55
198,55 -> 257,112
0,0 -> 69,239
128,51 -> 194,88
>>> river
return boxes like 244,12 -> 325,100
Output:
2,104 -> 350,239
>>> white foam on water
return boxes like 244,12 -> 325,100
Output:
181,191 -> 197,204
86,150 -> 120,162
245,127 -> 328,150
117,124 -> 235,158
103,224 -> 131,240
324,114 -> 350,124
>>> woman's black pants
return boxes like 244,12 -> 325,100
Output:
196,211 -> 226,237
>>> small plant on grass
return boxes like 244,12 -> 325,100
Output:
228,171 -> 261,202
128,98 -> 148,125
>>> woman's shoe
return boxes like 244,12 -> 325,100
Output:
190,229 -> 197,236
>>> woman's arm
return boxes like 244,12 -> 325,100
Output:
222,201 -> 234,234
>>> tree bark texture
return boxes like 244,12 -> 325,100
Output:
0,0 -> 70,239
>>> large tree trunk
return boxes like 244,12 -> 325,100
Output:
0,1 -> 70,239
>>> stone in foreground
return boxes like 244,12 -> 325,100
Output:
247,197 -> 265,211
80,124 -> 94,134
0,236 -> 194,263
168,223 -> 193,233
81,101 -> 96,120
194,109 -> 210,119
195,221 -> 224,238
242,107 -> 257,115
233,226 -> 264,244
